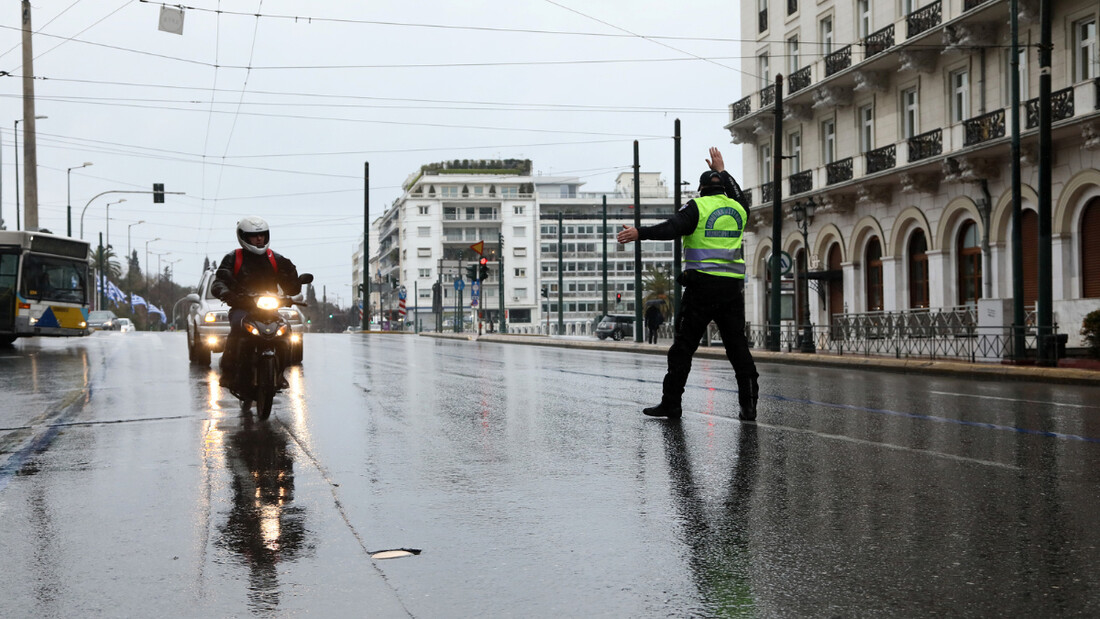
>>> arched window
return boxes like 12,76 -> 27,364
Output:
908,229 -> 929,309
866,238 -> 883,311
1083,199 -> 1100,298
957,220 -> 982,305
828,243 -> 843,320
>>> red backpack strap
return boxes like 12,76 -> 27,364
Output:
266,249 -> 278,273
233,249 -> 243,275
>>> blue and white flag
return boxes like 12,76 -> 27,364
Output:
148,304 -> 167,323
130,294 -> 147,309
107,281 -> 126,304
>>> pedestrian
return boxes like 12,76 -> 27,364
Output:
616,147 -> 759,420
645,303 -> 664,345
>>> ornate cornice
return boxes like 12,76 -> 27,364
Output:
855,184 -> 892,206
812,85 -> 853,110
898,50 -> 938,73
900,172 -> 941,195
1083,122 -> 1100,151
729,127 -> 757,145
784,102 -> 814,122
852,70 -> 889,93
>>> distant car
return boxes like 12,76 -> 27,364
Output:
596,315 -> 634,341
183,269 -> 307,367
117,318 -> 135,333
87,310 -> 119,331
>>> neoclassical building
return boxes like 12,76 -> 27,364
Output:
728,0 -> 1100,348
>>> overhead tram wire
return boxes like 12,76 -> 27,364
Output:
200,0 -> 225,248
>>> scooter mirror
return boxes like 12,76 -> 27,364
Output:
298,273 -> 314,285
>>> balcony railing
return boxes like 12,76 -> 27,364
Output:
1025,87 -> 1075,129
742,189 -> 753,208
964,109 -> 1006,146
825,45 -> 851,77
789,66 -> 812,93
963,0 -> 989,11
789,170 -> 812,195
907,0 -> 942,39
730,96 -> 751,122
864,24 -> 894,58
761,183 -> 773,204
758,9 -> 768,33
826,157 -> 853,185
907,128 -> 942,162
865,144 -> 896,174
761,84 -> 776,107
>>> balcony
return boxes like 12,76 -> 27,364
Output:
789,170 -> 812,195
730,96 -> 751,122
963,0 -> 989,11
963,109 -> 1005,147
761,84 -> 775,107
865,144 -> 896,175
742,189 -> 753,208
826,157 -> 853,185
758,9 -> 767,33
789,66 -> 812,93
864,24 -> 894,58
907,129 -> 942,163
761,183 -> 773,204
824,45 -> 851,77
1025,87 -> 1075,129
907,0 -> 942,39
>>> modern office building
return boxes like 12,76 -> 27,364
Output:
727,0 -> 1099,349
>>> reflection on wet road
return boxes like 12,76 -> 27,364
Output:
1,332 -> 1099,616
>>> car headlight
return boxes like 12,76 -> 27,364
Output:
206,335 -> 219,347
256,296 -> 279,311
289,333 -> 301,344
204,312 -> 218,323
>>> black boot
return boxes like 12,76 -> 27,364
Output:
643,400 -> 682,419
738,380 -> 758,421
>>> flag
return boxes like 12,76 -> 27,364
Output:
107,281 -> 126,305
130,294 -> 147,309
148,304 -> 167,323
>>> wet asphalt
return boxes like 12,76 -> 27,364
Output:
2,331 -> 1099,617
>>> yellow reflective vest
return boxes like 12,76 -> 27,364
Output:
683,194 -> 748,279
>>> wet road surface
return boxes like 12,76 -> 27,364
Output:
2,332 -> 1099,617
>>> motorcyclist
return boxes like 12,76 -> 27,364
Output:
211,216 -> 303,394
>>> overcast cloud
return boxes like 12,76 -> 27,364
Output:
0,0 -> 745,304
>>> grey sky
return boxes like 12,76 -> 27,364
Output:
0,0 -> 745,305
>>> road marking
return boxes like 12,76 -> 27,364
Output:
0,387 -> 90,494
928,390 -> 1100,410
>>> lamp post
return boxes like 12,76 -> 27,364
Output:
145,237 -> 161,285
792,197 -> 817,353
104,199 -> 125,249
127,220 -> 145,269
126,220 -> 145,311
66,162 -> 93,237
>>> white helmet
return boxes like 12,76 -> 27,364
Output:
236,216 -> 270,255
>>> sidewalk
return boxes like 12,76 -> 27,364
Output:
418,331 -> 1100,386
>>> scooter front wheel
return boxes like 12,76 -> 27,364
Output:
255,356 -> 277,420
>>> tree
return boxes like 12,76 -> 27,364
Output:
94,245 -> 122,281
642,266 -> 673,317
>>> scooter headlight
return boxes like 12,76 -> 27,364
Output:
256,296 -> 279,311
276,325 -> 289,337
246,324 -> 261,336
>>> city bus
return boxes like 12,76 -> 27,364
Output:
0,230 -> 93,345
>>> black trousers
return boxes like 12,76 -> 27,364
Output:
661,277 -> 758,404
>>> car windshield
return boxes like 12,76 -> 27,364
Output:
89,311 -> 114,320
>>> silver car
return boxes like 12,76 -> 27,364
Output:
183,270 -> 306,366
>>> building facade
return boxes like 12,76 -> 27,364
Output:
365,161 -> 677,334
728,0 -> 1100,349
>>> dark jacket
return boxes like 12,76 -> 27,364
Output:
211,249 -> 302,306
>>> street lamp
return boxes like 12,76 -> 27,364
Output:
125,220 -> 145,310
104,199 -> 126,249
14,115 -> 47,230
67,162 -> 93,237
791,197 -> 817,353
127,220 -> 145,268
145,237 -> 161,284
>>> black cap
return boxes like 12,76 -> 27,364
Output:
698,170 -> 722,188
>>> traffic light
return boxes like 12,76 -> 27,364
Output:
466,264 -> 477,281
616,293 -> 622,304
153,183 -> 165,203
478,257 -> 489,280
541,287 -> 548,299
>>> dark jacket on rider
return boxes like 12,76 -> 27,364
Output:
211,249 -> 302,307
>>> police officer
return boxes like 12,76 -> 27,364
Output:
617,147 -> 759,420
211,216 -> 303,394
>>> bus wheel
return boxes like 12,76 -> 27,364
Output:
0,335 -> 16,347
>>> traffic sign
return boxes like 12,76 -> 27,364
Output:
454,279 -> 465,291
769,251 -> 793,276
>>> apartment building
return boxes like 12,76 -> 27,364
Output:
728,0 -> 1100,347
363,161 -> 676,334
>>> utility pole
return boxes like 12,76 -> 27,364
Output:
767,74 -> 785,351
633,140 -> 642,343
1036,0 -> 1054,366
557,211 -> 564,336
498,232 -> 506,333
1010,0 -> 1025,360
673,119 -> 682,323
362,161 -> 370,331
601,195 -> 608,317
21,0 -> 41,231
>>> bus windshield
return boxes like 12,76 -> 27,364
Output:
20,253 -> 88,304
